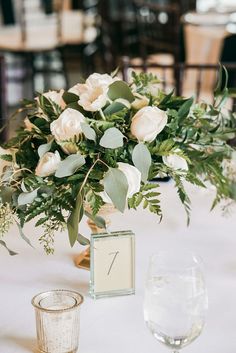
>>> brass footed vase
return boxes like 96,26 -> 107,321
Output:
74,204 -> 116,270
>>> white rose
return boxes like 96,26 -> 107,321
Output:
0,147 -> 12,176
43,89 -> 66,109
101,162 -> 141,203
131,93 -> 149,110
50,108 -> 85,142
131,106 -> 168,142
163,153 -> 188,171
69,73 -> 116,96
69,73 -> 118,112
35,151 -> 61,177
78,86 -> 108,112
118,162 -> 141,197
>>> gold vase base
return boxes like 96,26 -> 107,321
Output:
74,204 -> 116,270
74,247 -> 90,270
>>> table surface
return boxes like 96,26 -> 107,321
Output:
0,181 -> 236,353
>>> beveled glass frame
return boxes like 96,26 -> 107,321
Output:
90,230 -> 135,299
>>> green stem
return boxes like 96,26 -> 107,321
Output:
99,109 -> 106,120
79,158 -> 99,193
79,156 -> 109,196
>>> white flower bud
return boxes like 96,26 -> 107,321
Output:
163,153 -> 188,171
35,151 -> 61,177
43,89 -> 66,109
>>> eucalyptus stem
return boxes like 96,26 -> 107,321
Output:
79,158 -> 99,194
99,109 -> 106,120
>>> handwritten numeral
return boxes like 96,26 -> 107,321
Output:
107,251 -> 119,275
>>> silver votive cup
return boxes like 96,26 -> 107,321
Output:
32,290 -> 84,353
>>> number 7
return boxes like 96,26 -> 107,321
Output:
107,251 -> 120,275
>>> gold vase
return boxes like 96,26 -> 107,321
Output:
74,204 -> 116,270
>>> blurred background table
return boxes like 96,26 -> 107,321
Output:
0,181 -> 236,353
0,0 -> 235,116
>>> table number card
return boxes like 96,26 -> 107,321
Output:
90,230 -> 135,299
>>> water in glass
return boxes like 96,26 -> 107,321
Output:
144,251 -> 208,353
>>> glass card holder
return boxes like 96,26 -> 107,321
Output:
90,230 -> 135,299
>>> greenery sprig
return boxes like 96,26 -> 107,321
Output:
0,68 -> 235,254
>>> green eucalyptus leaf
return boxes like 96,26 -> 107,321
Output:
16,222 -> 34,248
230,182 -> 236,201
84,210 -> 106,229
108,81 -> 135,102
18,188 -> 38,206
104,102 -> 126,115
67,192 -> 83,247
55,154 -> 85,178
81,122 -> 96,141
103,168 -> 128,212
0,240 -> 18,256
132,143 -> 151,182
99,127 -> 124,149
63,91 -> 79,104
77,233 -> 90,246
67,102 -> 85,113
38,139 -> 54,158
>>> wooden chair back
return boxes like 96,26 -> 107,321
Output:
120,57 -> 236,111
0,56 -> 7,142
132,0 -> 182,63
97,0 -> 138,70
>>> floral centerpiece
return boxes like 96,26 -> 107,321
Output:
0,70 -> 236,254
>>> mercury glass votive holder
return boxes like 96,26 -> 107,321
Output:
32,290 -> 84,353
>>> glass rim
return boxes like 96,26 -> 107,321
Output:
149,250 -> 204,270
31,289 -> 84,313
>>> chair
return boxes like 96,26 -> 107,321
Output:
0,56 -> 7,142
0,0 -> 15,25
177,0 -> 196,15
133,0 -> 183,64
97,0 -> 139,71
220,34 -> 236,88
0,0 -> 68,97
59,0 -> 101,76
120,56 -> 236,111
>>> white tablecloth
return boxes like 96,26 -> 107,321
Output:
0,181 -> 236,353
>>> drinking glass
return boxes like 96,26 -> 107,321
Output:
143,251 -> 208,353
32,290 -> 84,353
